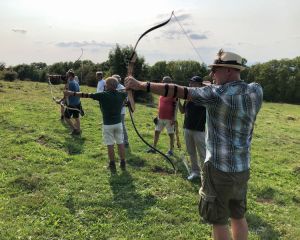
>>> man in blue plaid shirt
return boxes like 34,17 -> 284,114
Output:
125,49 -> 263,240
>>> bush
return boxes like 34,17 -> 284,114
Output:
3,71 -> 18,81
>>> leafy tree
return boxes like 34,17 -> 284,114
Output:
149,61 -> 168,82
3,70 -> 18,81
0,62 -> 5,71
246,57 -> 300,103
166,60 -> 208,85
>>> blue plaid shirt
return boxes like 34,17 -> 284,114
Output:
190,80 -> 263,172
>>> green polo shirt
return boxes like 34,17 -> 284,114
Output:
90,91 -> 127,125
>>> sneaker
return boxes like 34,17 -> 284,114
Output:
166,150 -> 174,157
146,148 -> 156,154
120,160 -> 126,170
187,172 -> 200,181
108,161 -> 116,172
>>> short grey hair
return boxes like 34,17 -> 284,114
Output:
112,74 -> 121,82
106,77 -> 119,90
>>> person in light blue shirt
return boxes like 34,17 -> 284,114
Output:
124,49 -> 263,240
64,69 -> 82,135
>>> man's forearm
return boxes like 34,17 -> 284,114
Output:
125,77 -> 191,100
67,91 -> 91,98
142,82 -> 190,100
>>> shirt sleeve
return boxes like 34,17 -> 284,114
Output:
189,85 -> 218,106
90,93 -> 103,101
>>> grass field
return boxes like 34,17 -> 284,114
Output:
0,80 -> 299,240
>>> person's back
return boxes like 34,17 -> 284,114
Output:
183,100 -> 206,131
193,80 -> 262,172
93,90 -> 126,125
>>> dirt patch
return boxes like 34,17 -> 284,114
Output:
287,116 -> 296,121
36,135 -> 47,145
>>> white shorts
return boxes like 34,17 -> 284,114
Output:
103,123 -> 124,145
155,119 -> 175,134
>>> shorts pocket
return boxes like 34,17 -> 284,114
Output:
199,188 -> 218,223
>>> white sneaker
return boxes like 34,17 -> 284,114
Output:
187,172 -> 200,181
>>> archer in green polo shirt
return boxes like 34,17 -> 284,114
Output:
90,90 -> 127,125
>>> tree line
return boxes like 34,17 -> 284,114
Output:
1,45 -> 299,104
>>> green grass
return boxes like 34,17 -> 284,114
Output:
0,80 -> 299,239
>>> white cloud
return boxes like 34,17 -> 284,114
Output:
12,29 -> 27,34
55,41 -> 115,49
1,0 -> 300,65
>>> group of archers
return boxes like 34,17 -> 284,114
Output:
57,49 -> 263,240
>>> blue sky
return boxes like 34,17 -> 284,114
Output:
1,0 -> 299,67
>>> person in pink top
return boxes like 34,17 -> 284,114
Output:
147,76 -> 177,156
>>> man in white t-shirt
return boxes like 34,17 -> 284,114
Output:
96,71 -> 106,93
113,74 -> 129,148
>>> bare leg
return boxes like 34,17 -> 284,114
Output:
64,118 -> 75,130
117,143 -> 126,169
212,224 -> 230,240
107,145 -> 115,162
169,133 -> 174,151
60,105 -> 64,119
231,217 -> 248,240
153,131 -> 160,147
121,114 -> 129,145
117,143 -> 125,160
74,117 -> 80,131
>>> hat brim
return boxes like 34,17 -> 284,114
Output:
209,63 -> 246,71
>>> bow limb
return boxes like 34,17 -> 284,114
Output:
48,77 -> 61,103
126,52 -> 137,112
126,11 -> 174,113
126,11 -> 176,173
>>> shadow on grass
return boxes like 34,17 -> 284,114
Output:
64,136 -> 86,155
247,212 -> 281,239
109,170 -> 157,219
125,147 -> 147,169
10,173 -> 45,192
60,120 -> 86,155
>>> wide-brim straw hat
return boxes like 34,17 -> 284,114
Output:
209,49 -> 247,71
